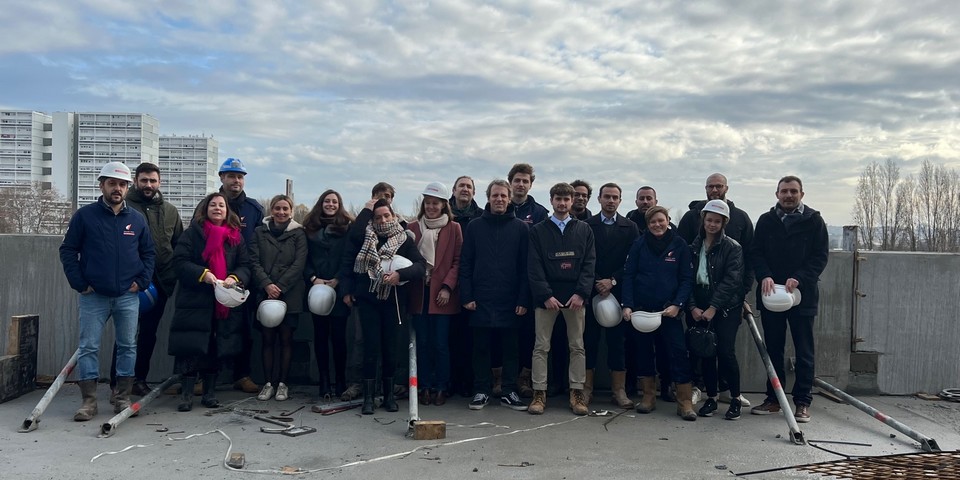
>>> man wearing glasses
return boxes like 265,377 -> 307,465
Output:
570,180 -> 593,221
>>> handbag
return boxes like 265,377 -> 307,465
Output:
686,322 -> 717,357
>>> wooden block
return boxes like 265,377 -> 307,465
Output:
227,452 -> 245,469
915,392 -> 941,401
412,420 -> 446,440
7,315 -> 39,356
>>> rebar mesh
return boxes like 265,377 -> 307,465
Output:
798,451 -> 960,479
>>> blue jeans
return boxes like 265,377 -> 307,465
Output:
77,291 -> 139,381
413,314 -> 451,391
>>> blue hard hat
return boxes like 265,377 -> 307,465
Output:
219,158 -> 247,175
139,283 -> 159,314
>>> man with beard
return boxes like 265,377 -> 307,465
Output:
460,179 -> 530,411
218,158 -> 264,394
527,182 -> 596,415
449,175 -> 484,397
570,180 -> 593,221
508,163 -> 549,397
676,173 -> 754,407
110,162 -> 183,397
626,186 -> 659,229
60,161 -> 155,421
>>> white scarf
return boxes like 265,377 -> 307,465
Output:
418,215 -> 449,282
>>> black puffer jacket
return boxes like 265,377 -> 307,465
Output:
688,232 -> 745,314
677,199 -> 754,297
303,224 -> 352,317
168,222 -> 251,358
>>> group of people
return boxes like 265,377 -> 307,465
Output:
59,159 -> 828,425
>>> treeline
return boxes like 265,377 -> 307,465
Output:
853,158 -> 960,252
0,182 -> 72,235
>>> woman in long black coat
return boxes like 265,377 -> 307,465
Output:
168,192 -> 251,411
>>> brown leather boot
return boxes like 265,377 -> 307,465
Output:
636,376 -> 657,414
518,367 -> 534,398
528,390 -> 546,415
74,379 -> 99,421
491,367 -> 503,397
675,383 -> 698,421
582,369 -> 594,405
569,389 -> 589,416
610,371 -> 633,408
113,376 -> 136,414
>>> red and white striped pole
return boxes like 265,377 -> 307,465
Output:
99,374 -> 181,437
744,311 -> 805,445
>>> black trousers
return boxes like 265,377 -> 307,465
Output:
761,310 -> 815,406
472,326 -> 519,396
584,300 -> 626,371
356,297 -> 400,380
313,313 -> 348,390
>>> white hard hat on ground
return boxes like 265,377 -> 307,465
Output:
214,280 -> 249,308
761,284 -> 801,312
308,284 -> 336,316
630,310 -> 662,333
592,294 -> 621,328
98,162 -> 132,182
257,299 -> 287,328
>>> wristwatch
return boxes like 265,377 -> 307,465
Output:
610,278 -> 617,286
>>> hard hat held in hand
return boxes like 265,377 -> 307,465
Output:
138,283 -> 159,314
214,280 -> 249,308
592,294 -> 621,328
630,310 -> 662,333
380,255 -> 413,286
761,284 -> 802,312
257,299 -> 287,328
308,284 -> 336,316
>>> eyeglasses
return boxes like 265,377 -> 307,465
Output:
705,184 -> 726,190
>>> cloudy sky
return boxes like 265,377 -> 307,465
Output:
3,0 -> 960,224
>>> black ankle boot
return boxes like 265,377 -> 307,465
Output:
201,373 -> 221,408
382,377 -> 398,412
362,379 -> 375,415
178,375 -> 196,412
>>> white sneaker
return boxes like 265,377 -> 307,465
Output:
718,391 -> 752,407
692,387 -> 702,405
275,382 -> 289,401
257,382 -> 274,401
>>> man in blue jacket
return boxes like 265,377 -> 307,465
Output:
60,161 -> 155,421
218,157 -> 264,394
460,179 -> 530,411
748,175 -> 828,423
527,182 -> 596,416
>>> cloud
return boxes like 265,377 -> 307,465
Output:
2,0 -> 960,223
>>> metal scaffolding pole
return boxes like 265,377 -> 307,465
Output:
99,374 -> 181,438
744,311 -> 805,445
19,349 -> 79,433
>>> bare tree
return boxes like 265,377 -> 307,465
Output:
293,203 -> 310,223
894,175 -> 917,251
0,182 -> 72,235
853,162 -> 879,249
878,158 -> 901,250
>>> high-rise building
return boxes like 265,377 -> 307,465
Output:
71,112 -> 159,206
159,134 -> 219,222
0,110 -> 53,188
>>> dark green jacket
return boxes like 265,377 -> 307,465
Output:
126,188 -> 183,296
250,219 -> 308,314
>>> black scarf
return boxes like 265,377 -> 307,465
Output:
645,227 -> 675,256
269,220 -> 289,237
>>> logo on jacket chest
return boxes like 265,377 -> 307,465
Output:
240,216 -> 247,228
123,224 -> 136,236
664,250 -> 676,262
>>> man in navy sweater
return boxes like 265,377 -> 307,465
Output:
60,161 -> 155,421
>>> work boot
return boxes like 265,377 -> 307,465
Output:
518,367 -> 534,398
200,374 -> 221,408
635,376 -> 657,414
570,389 -> 589,416
583,369 -> 594,405
132,379 -> 151,397
361,379 -> 376,415
341,383 -> 362,402
675,383 -> 697,421
178,374 -> 196,412
114,376 -> 136,414
660,379 -> 676,402
491,367 -> 503,397
233,376 -> 259,393
74,379 -> 99,422
528,390 -> 546,415
610,371 -> 633,409
382,377 -> 399,412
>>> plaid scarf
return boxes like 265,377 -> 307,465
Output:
353,219 -> 406,300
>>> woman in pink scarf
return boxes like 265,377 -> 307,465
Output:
168,192 -> 251,411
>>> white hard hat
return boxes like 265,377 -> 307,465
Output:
761,285 -> 802,312
257,299 -> 287,328
701,199 -> 730,219
380,255 -> 413,286
98,162 -> 132,182
307,284 -> 336,316
592,294 -> 621,328
630,310 -> 662,333
214,280 -> 249,308
422,182 -> 449,200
